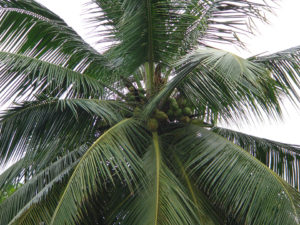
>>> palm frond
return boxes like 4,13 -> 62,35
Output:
0,1 -> 298,224
251,45 -> 300,101
114,132 -> 199,225
13,183 -> 65,225
171,153 -> 225,225
0,148 -> 85,225
173,125 -> 300,225
0,159 -> 25,190
88,0 -> 275,69
144,47 -> 282,121
176,47 -> 284,120
213,126 -> 300,190
78,183 -> 133,225
49,119 -> 150,225
0,0 -> 106,72
198,0 -> 273,47
0,51 -> 120,102
0,0 -> 126,102
0,97 -> 127,165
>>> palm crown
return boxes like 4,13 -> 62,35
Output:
0,0 -> 300,224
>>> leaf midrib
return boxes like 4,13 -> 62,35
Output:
212,129 -> 299,218
0,51 -> 124,97
152,132 -> 160,225
49,118 -> 131,225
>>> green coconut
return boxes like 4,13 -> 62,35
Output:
174,108 -> 182,117
139,93 -> 147,101
147,118 -> 159,131
128,96 -> 136,101
190,119 -> 203,125
180,116 -> 190,123
138,88 -> 146,94
170,98 -> 176,104
154,109 -> 168,120
170,100 -> 179,109
133,107 -> 141,116
177,97 -> 187,107
183,107 -> 192,116
128,86 -> 135,92
166,109 -> 174,117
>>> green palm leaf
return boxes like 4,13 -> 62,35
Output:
0,1 -> 299,224
213,126 -> 300,189
171,153 -> 225,225
0,0 -> 124,102
49,119 -> 149,225
0,97 -> 127,165
12,183 -> 65,225
144,47 -> 282,121
251,46 -> 300,101
174,125 -> 300,225
90,0 -> 275,68
0,159 -> 25,191
113,132 -> 199,225
0,0 -> 106,72
0,51 -> 117,102
176,48 -> 284,120
0,148 -> 85,225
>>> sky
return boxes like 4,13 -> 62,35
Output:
34,0 -> 300,145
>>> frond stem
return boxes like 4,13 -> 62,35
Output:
50,119 -> 131,225
0,51 -> 125,98
145,0 -> 154,95
216,132 -> 299,218
152,131 -> 160,225
174,154 -> 199,211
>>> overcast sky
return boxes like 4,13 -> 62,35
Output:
35,0 -> 300,145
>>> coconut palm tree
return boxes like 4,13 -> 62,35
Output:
0,0 -> 300,224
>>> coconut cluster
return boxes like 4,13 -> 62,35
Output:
123,87 -> 197,131
125,87 -> 147,104
166,97 -> 193,123
147,96 -> 194,131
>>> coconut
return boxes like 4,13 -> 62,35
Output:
138,88 -> 146,94
139,93 -> 147,101
147,118 -> 159,131
128,96 -> 136,101
180,116 -> 190,123
154,109 -> 168,120
183,107 -> 192,116
177,97 -> 187,106
166,109 -> 174,117
170,98 -> 176,104
174,108 -> 182,117
128,87 -> 135,92
133,107 -> 141,116
190,119 -> 203,125
170,101 -> 179,109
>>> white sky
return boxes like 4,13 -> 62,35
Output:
35,0 -> 300,145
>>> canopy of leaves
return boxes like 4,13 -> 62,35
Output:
0,0 -> 299,225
